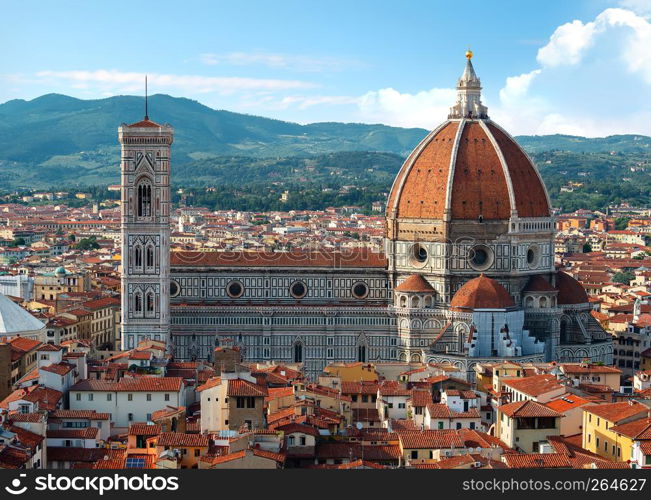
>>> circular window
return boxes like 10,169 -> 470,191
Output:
411,244 -> 428,265
527,245 -> 540,268
290,281 -> 307,299
170,280 -> 180,298
352,282 -> 369,299
226,280 -> 244,298
468,245 -> 493,271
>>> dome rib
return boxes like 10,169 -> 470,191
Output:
449,121 -> 511,220
479,120 -> 518,217
487,122 -> 551,218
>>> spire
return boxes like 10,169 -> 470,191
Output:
144,75 -> 149,121
448,50 -> 488,120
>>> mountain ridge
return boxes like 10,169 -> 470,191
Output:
1,93 -> 651,189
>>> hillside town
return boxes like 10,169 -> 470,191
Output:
0,195 -> 650,470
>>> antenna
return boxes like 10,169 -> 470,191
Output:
144,75 -> 149,121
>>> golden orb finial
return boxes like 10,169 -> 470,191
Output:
466,49 -> 473,60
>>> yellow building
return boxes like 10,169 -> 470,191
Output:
496,400 -> 562,453
322,362 -> 378,382
491,362 -> 523,394
581,401 -> 648,462
153,432 -> 209,469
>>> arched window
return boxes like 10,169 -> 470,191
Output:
539,297 -> 548,308
357,345 -> 367,362
293,343 -> 303,363
134,245 -> 142,267
146,245 -> 154,267
137,180 -> 152,217
134,292 -> 142,313
146,292 -> 155,313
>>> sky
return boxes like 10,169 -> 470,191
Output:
2,0 -> 651,136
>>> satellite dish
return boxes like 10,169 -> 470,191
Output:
355,422 -> 363,430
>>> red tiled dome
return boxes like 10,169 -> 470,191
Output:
522,275 -> 557,293
556,271 -> 589,305
450,274 -> 515,310
395,274 -> 435,293
386,120 -> 550,221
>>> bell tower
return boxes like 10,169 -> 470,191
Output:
118,97 -> 173,351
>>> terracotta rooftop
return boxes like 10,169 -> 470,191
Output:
70,377 -> 183,392
128,423 -> 161,436
398,430 -> 465,449
502,374 -> 563,397
584,401 -> 648,423
502,453 -> 572,469
523,275 -> 557,293
50,410 -> 110,420
610,417 -> 651,440
156,432 -> 209,448
556,271 -> 589,305
395,274 -> 435,293
226,379 -> 268,397
545,394 -> 592,413
498,400 -> 562,418
560,364 -> 622,375
450,274 -> 515,310
387,120 -> 550,221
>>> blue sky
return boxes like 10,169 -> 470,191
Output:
2,0 -> 651,135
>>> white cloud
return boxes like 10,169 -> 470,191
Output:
619,0 -> 651,16
198,52 -> 357,72
35,69 -> 315,95
536,8 -> 651,82
356,87 -> 456,128
536,19 -> 597,67
494,7 -> 651,136
499,69 -> 541,105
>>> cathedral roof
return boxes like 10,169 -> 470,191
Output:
395,274 -> 435,293
522,275 -> 557,293
386,54 -> 550,223
450,274 -> 515,311
170,249 -> 387,269
556,271 -> 589,305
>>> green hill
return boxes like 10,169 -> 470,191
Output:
1,93 -> 650,192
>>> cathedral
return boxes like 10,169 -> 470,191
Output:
119,53 -> 613,380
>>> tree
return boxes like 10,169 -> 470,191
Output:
582,242 -> 592,253
9,237 -> 25,247
614,217 -> 630,230
75,236 -> 100,251
612,271 -> 634,285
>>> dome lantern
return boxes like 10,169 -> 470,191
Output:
449,51 -> 488,120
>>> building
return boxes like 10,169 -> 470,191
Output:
581,401 -> 649,462
120,53 -> 612,380
68,377 -> 185,432
197,372 -> 268,433
119,116 -> 173,351
496,400 -> 562,453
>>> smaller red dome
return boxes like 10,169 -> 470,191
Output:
556,271 -> 589,305
450,274 -> 515,310
395,274 -> 435,293
522,275 -> 557,293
